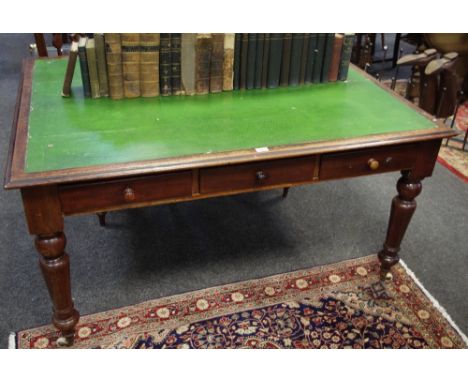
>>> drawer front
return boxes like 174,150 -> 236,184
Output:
60,171 -> 193,214
320,144 -> 417,180
200,156 -> 316,194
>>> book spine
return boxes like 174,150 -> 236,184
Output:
121,33 -> 141,98
160,33 -> 172,96
195,33 -> 212,95
299,33 -> 310,84
289,33 -> 304,86
171,33 -> 183,95
338,33 -> 355,81
140,33 -> 160,97
267,33 -> 283,88
321,33 -> 335,83
181,33 -> 196,95
62,40 -> 78,97
239,33 -> 248,90
94,33 -> 109,97
304,33 -> 317,84
223,33 -> 235,91
246,34 -> 257,90
254,33 -> 264,89
86,37 -> 100,98
280,33 -> 292,87
210,33 -> 224,93
233,34 -> 241,90
312,33 -> 326,83
328,33 -> 344,82
104,33 -> 124,99
261,33 -> 270,88
78,38 -> 91,98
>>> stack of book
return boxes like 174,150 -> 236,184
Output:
62,33 -> 355,100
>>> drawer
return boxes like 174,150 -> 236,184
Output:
60,171 -> 193,214
200,156 -> 316,194
320,144 -> 417,180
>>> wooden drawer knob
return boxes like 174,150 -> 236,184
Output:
256,170 -> 267,182
367,158 -> 380,171
123,186 -> 136,202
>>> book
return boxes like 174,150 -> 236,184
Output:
312,33 -> 326,83
210,33 -> 224,93
299,33 -> 310,84
328,33 -> 344,82
140,33 -> 160,97
86,36 -> 100,98
195,33 -> 212,95
239,33 -> 248,90
267,33 -> 283,88
94,34 -> 109,97
289,33 -> 304,86
160,33 -> 172,96
233,34 -> 241,90
223,33 -> 235,91
280,33 -> 292,87
181,33 -> 196,95
104,33 -> 124,99
338,33 -> 355,81
61,39 -> 78,97
261,33 -> 270,88
171,33 -> 183,95
304,33 -> 317,84
254,33 -> 264,89
321,33 -> 335,83
77,36 -> 91,98
246,33 -> 257,89
121,33 -> 141,98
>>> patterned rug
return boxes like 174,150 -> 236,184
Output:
15,255 -> 467,349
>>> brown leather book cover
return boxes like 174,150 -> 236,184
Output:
223,33 -> 235,91
210,33 -> 224,93
328,33 -> 344,82
104,33 -> 124,99
62,40 -> 78,97
121,33 -> 141,98
94,33 -> 109,97
86,37 -> 100,98
171,33 -> 183,95
140,33 -> 160,97
195,34 -> 212,95
280,33 -> 292,87
182,33 -> 196,95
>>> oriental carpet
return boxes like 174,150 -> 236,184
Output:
15,255 -> 467,349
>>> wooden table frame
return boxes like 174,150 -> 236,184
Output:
4,60 -> 456,346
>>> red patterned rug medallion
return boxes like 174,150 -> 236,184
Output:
15,255 -> 467,349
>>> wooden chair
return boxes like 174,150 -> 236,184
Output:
33,33 -> 69,57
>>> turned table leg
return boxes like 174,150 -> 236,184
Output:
282,187 -> 290,198
97,212 -> 107,226
378,170 -> 422,280
36,232 -> 80,346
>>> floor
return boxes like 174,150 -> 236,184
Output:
0,34 -> 466,348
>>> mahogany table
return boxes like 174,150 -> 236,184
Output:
4,58 -> 456,345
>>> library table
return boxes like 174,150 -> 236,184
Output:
4,58 -> 456,345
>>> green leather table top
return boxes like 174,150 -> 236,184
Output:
25,59 -> 435,173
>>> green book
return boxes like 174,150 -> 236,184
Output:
289,33 -> 304,86
321,33 -> 335,83
338,33 -> 355,81
267,33 -> 283,88
78,36 -> 91,98
280,33 -> 292,87
312,33 -> 326,83
261,33 -> 270,88
304,33 -> 318,84
246,33 -> 257,89
254,33 -> 265,89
